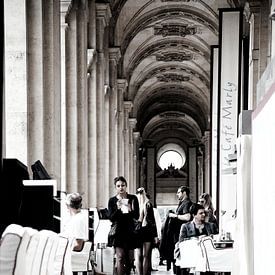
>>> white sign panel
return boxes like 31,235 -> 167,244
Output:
211,46 -> 219,209
218,9 -> 242,230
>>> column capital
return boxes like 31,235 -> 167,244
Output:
96,3 -> 112,27
129,118 -> 137,129
87,48 -> 97,69
117,79 -> 128,92
124,101 -> 133,113
133,131 -> 140,140
104,84 -> 111,95
109,47 -> 121,63
201,131 -> 210,144
244,1 -> 261,21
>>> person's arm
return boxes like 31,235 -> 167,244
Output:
73,239 -> 85,251
179,223 -> 187,242
169,212 -> 191,222
108,197 -> 123,222
130,195 -> 140,220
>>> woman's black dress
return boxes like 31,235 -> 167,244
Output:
107,193 -> 139,249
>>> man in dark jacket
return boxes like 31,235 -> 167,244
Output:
160,186 -> 193,273
177,203 -> 218,274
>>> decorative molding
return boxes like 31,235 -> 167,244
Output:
159,112 -> 185,118
161,0 -> 198,2
109,47 -> 121,62
157,73 -> 190,82
129,118 -> 137,129
244,1 -> 261,21
96,3 -> 112,26
117,79 -> 128,92
124,101 -> 133,112
155,51 -> 193,62
154,23 -> 197,37
133,131 -> 140,140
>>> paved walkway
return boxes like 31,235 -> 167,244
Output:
151,264 -> 174,275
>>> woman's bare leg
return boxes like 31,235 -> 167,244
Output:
115,247 -> 126,275
142,242 -> 152,275
135,247 -> 143,274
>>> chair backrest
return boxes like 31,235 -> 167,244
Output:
53,235 -> 70,275
24,230 -> 41,274
199,236 -> 233,272
33,230 -> 58,275
14,227 -> 38,275
71,241 -> 93,272
0,224 -> 25,275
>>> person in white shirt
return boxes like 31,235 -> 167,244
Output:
62,192 -> 88,251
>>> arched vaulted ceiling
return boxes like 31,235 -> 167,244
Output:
108,0 -> 233,149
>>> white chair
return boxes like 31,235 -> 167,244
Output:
199,236 -> 234,272
0,224 -> 25,275
71,241 -> 93,273
38,230 -> 60,275
24,230 -> 41,274
53,235 -> 70,275
14,227 -> 38,275
178,238 -> 203,271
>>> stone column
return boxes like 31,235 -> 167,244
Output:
109,48 -> 121,192
197,146 -> 204,197
188,146 -> 197,202
133,132 -> 141,189
87,49 -> 97,207
87,0 -> 97,207
202,131 -> 210,193
60,1 -> 70,191
147,147 -> 156,207
26,0 -> 61,183
26,0 -> 44,165
128,118 -> 137,193
104,85 -> 111,199
123,101 -> 133,183
96,3 -> 111,207
76,2 -> 88,199
65,2 -> 78,192
117,79 -> 128,176
43,0 -> 61,187
4,0 -> 27,163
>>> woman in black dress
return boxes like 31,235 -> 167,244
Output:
108,176 -> 139,275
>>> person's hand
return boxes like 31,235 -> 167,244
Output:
154,237 -> 160,245
116,199 -> 122,209
169,213 -> 177,218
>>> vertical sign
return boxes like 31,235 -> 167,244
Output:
210,46 -> 219,210
217,9 -> 242,230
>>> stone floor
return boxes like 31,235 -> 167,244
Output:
151,264 -> 174,275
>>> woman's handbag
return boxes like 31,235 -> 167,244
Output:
107,223 -> 118,246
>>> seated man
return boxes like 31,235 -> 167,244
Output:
177,203 -> 218,275
62,192 -> 88,251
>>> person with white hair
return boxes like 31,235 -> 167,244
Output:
62,192 -> 88,252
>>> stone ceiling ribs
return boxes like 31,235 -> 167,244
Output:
110,0 -> 222,148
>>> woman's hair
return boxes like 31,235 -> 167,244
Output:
199,193 -> 214,211
136,187 -> 145,194
136,187 -> 149,206
66,192 -> 82,209
114,176 -> 127,186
